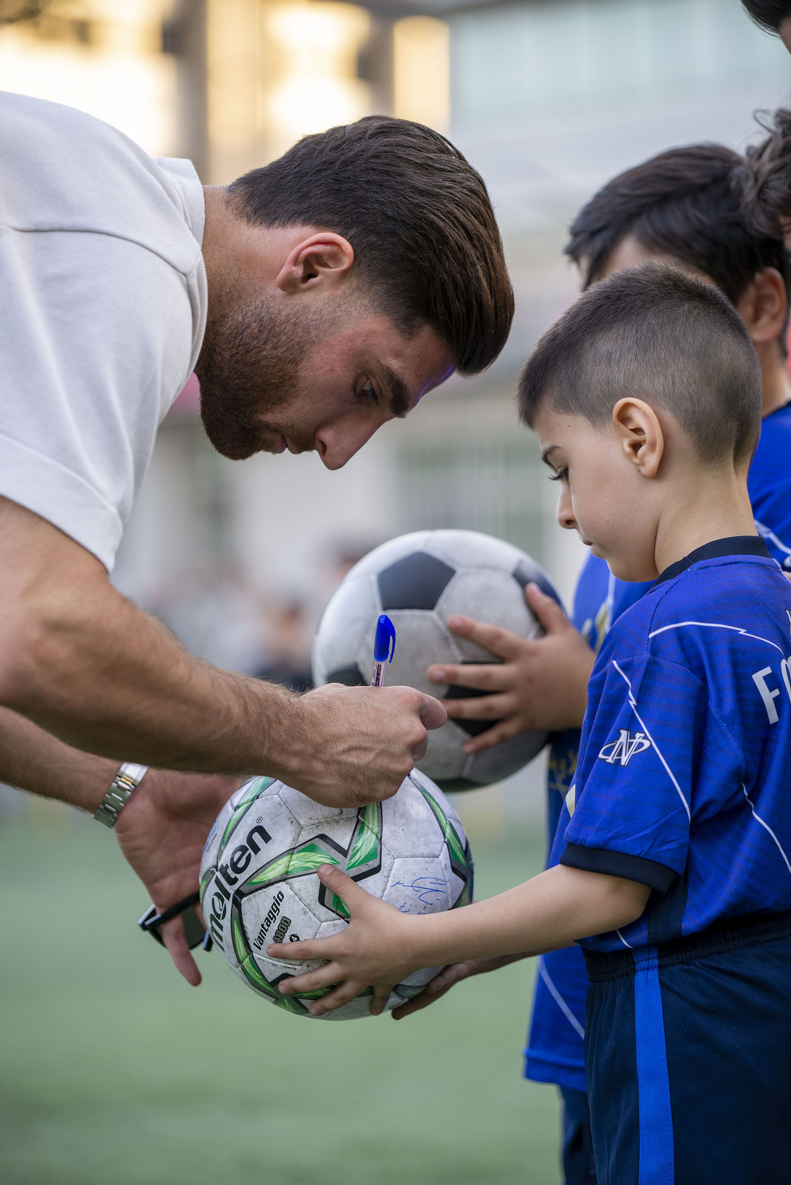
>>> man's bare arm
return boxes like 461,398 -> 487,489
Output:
0,497 -> 445,806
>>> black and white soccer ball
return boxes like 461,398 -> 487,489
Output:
312,529 -> 559,791
200,770 -> 473,1020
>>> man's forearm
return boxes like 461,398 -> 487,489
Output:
0,706 -> 118,811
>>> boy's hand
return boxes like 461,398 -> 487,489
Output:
391,954 -> 525,1019
428,583 -> 594,750
267,865 -> 423,1016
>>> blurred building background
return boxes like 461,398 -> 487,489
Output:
1,0 -> 790,797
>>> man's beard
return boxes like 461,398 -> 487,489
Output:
195,294 -> 323,460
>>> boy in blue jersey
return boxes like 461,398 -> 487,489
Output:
269,264 -> 791,1185
410,142 -> 791,1183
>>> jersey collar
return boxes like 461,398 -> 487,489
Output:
653,535 -> 772,588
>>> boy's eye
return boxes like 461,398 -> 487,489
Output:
359,379 -> 379,407
549,467 -> 569,484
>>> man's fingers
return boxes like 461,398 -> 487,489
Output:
442,615 -> 526,661
391,961 -> 475,1019
160,916 -> 202,987
525,583 -> 571,634
416,692 -> 447,732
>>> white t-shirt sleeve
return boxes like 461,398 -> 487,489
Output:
0,228 -> 198,570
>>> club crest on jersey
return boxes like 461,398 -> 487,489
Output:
599,729 -> 652,766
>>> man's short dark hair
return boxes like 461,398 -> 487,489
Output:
518,264 -> 762,469
565,144 -> 790,354
227,116 -> 514,376
741,0 -> 791,32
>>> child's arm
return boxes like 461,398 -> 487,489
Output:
428,584 -> 594,750
391,955 -> 528,1020
267,862 -> 650,1017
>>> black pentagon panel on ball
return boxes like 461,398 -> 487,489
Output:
326,665 -> 366,686
434,775 -> 483,792
512,559 -> 561,605
377,551 -> 456,611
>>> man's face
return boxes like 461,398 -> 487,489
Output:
533,405 -> 660,583
196,292 -> 455,467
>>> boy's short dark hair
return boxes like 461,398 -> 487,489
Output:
565,144 -> 790,354
228,116 -> 514,376
518,263 -> 762,469
741,0 -> 791,31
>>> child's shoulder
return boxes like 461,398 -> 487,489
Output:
599,538 -> 791,671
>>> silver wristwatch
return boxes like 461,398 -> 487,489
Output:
93,763 -> 149,828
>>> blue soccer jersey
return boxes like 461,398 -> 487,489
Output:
750,402 -> 791,569
550,537 -> 791,953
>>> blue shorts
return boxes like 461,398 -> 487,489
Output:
583,911 -> 791,1185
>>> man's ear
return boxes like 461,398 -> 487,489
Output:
735,268 -> 787,346
612,397 -> 664,477
276,233 -> 354,294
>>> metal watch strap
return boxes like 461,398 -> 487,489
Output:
93,763 -> 149,828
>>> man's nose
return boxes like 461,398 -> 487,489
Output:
556,486 -> 577,531
315,416 -> 383,471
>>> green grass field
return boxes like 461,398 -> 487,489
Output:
0,801 -> 561,1185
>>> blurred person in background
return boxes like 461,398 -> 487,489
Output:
741,1 -> 791,47
0,91 -> 513,984
400,143 -> 791,1183
255,599 -> 314,694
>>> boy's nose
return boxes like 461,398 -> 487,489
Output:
556,488 -> 577,531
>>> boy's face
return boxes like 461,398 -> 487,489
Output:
533,406 -> 661,583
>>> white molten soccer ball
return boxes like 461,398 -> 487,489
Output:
312,529 -> 558,791
200,771 -> 473,1020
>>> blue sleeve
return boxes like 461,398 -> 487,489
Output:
559,654 -> 741,891
748,409 -> 791,570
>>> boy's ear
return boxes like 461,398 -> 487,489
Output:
735,268 -> 787,346
612,398 -> 664,477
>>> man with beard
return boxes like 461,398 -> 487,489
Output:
0,92 -> 512,985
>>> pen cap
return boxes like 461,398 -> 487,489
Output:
373,614 -> 396,663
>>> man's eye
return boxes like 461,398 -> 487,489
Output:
359,380 -> 379,407
549,468 -> 569,484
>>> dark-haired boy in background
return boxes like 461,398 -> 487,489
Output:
273,264 -> 791,1185
411,143 -> 791,1182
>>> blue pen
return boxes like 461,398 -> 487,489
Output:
370,614 -> 396,686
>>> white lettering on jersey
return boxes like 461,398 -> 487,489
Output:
786,610 -> 791,637
599,729 -> 652,766
752,666 -> 781,723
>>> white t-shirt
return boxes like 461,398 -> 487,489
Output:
0,92 -> 208,571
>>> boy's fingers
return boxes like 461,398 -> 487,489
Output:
277,962 -> 339,996
160,916 -> 202,987
461,716 -> 525,754
429,661 -> 513,692
443,692 -> 511,720
369,983 -> 392,1016
307,980 -> 363,1016
443,615 -> 526,661
267,937 -> 329,963
315,863 -> 369,914
525,583 -> 571,634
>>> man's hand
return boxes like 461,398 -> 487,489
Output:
427,583 -> 594,750
391,954 -> 526,1019
283,684 -> 446,807
115,769 -> 241,986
